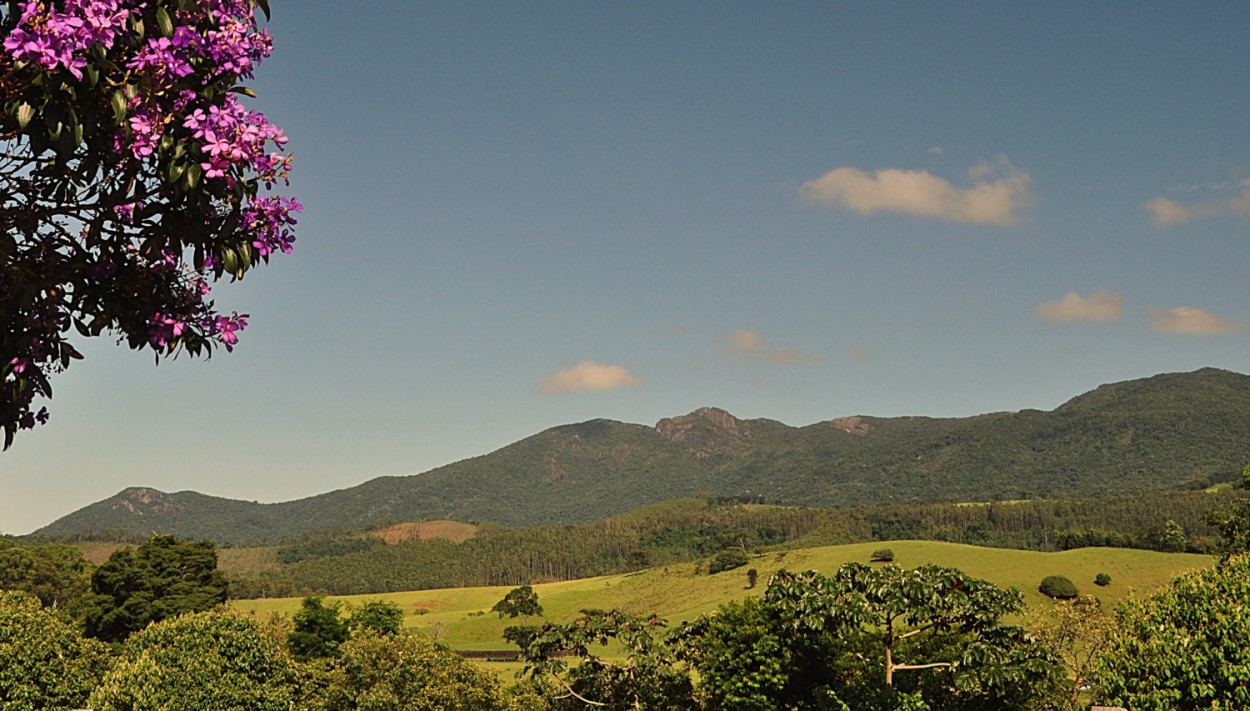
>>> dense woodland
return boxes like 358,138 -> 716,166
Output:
224,489 -> 1230,597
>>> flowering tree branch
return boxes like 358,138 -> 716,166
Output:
1,0 -> 298,447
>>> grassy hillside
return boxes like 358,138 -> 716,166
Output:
40,368 -> 1250,544
232,541 -> 1213,651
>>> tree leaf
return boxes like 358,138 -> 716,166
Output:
155,6 -> 174,37
111,90 -> 128,125
16,102 -> 34,130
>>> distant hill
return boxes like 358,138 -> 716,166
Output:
36,368 -> 1250,545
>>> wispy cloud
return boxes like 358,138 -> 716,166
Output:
1142,197 -> 1223,227
720,329 -> 821,365
1143,188 -> 1250,227
849,348 -> 869,362
799,158 -> 1032,227
1147,307 -> 1242,335
538,361 -> 644,393
1034,289 -> 1122,325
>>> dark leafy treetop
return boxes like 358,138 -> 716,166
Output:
492,584 -> 543,620
81,533 -> 228,642
763,564 -> 1058,692
1,0 -> 297,447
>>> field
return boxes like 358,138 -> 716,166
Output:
232,540 -> 1214,651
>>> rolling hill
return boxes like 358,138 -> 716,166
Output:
37,368 -> 1250,545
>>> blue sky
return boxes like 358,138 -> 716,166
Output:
4,2 -> 1250,534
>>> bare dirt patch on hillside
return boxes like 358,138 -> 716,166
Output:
373,520 -> 479,544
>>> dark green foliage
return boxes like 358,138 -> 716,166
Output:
0,539 -> 92,611
348,600 -> 403,636
0,590 -> 110,710
1038,575 -> 1079,600
81,534 -> 228,642
1094,554 -> 1250,709
677,564 -> 1060,710
276,531 -> 383,564
1205,464 -> 1250,559
492,585 -> 542,619
1094,573 -> 1112,586
89,610 -> 294,711
306,633 -> 514,710
746,568 -> 759,588
507,608 -> 694,709
708,548 -> 749,574
36,369 -> 1250,544
288,596 -> 349,661
870,548 -> 895,562
672,596 -> 851,710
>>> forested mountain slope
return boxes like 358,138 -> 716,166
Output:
37,368 -> 1250,545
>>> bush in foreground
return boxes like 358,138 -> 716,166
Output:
310,633 -> 517,711
89,609 -> 294,711
0,590 -> 109,710
1094,554 -> 1250,709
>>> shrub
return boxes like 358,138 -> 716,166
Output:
0,591 -> 109,709
746,568 -> 759,588
870,548 -> 895,563
1039,575 -> 1079,599
708,549 -> 749,574
311,633 -> 512,710
89,610 -> 294,711
1094,573 -> 1112,587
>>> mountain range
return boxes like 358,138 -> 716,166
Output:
36,368 -> 1250,545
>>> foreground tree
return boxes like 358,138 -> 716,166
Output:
1025,596 -> 1115,711
507,608 -> 695,709
308,632 -> 519,711
0,590 -> 109,709
1093,553 -> 1250,710
288,595 -> 349,661
347,598 -> 404,636
1,0 -> 298,447
81,533 -> 228,642
89,609 -> 294,711
672,596 -> 853,710
684,564 -> 1061,710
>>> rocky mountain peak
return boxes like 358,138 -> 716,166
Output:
829,416 -> 871,436
112,487 -> 183,516
654,407 -> 743,456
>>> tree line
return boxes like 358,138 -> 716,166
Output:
226,489 -> 1231,598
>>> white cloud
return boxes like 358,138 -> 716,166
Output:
800,159 -> 1032,227
927,146 -> 944,155
1142,197 -> 1222,227
1147,307 -> 1242,335
721,329 -> 821,365
538,361 -> 644,393
1143,188 -> 1250,227
1034,289 -> 1122,325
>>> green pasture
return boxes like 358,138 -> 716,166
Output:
232,540 -> 1213,652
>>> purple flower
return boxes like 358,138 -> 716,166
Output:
147,313 -> 186,349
